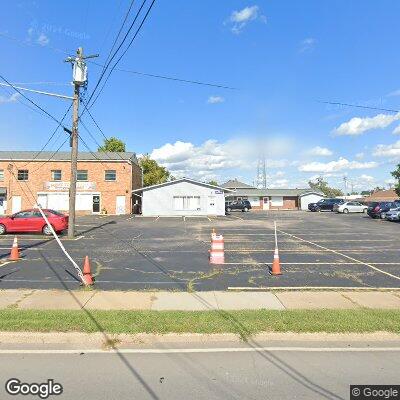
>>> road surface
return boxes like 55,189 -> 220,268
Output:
0,341 -> 399,399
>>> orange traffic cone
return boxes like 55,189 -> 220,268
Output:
271,247 -> 282,275
9,237 -> 20,261
82,256 -> 94,286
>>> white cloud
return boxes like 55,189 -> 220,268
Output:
207,96 -> 225,104
299,38 -> 316,53
355,152 -> 365,159
373,140 -> 400,158
387,89 -> 400,97
37,33 -> 49,46
150,138 -> 290,180
298,157 -> 378,173
228,5 -> 265,34
0,93 -> 20,104
307,146 -> 333,156
269,179 -> 289,188
333,113 -> 400,136
392,125 -> 400,135
359,174 -> 375,183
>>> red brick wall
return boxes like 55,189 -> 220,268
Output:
0,159 -> 142,215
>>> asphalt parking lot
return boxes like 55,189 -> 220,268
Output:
0,211 -> 399,291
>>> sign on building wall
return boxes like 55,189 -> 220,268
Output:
44,182 -> 96,191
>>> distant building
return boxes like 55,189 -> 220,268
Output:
361,189 -> 400,203
221,179 -> 323,210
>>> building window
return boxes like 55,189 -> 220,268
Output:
270,196 -> 284,207
0,170 -> 3,181
173,196 -> 201,210
51,170 -> 62,181
77,170 -> 88,181
17,170 -> 29,181
105,170 -> 116,181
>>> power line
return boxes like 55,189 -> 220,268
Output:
0,74 -> 68,128
89,60 -> 238,90
88,0 -> 157,109
82,0 -> 150,114
319,101 -> 399,114
18,103 -> 72,168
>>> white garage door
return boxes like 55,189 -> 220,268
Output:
76,194 -> 93,211
47,193 -> 69,211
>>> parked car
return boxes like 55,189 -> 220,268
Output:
385,207 -> 400,222
226,200 -> 252,213
334,201 -> 368,214
367,201 -> 400,219
0,209 -> 68,235
308,198 -> 344,212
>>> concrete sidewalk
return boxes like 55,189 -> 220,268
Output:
1,289 -> 400,310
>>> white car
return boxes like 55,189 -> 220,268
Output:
335,201 -> 368,214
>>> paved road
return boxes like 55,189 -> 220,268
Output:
0,211 -> 399,290
0,341 -> 399,399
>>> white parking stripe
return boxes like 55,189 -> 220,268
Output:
278,229 -> 400,281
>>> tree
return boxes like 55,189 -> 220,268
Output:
308,177 -> 344,197
207,180 -> 219,186
139,154 -> 170,186
391,163 -> 400,197
98,137 -> 126,152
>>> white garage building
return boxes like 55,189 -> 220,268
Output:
132,178 -> 231,217
299,191 -> 325,211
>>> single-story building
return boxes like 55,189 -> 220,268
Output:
222,179 -> 324,210
132,178 -> 232,216
360,189 -> 400,204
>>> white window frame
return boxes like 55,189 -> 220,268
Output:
270,196 -> 284,207
51,170 -> 62,181
77,170 -> 88,181
0,169 -> 4,181
173,196 -> 201,211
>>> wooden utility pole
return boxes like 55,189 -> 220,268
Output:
65,47 -> 98,238
68,81 -> 80,238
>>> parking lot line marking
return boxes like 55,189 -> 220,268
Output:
278,229 -> 400,281
155,216 -> 160,222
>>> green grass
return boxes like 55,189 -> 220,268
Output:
0,309 -> 399,339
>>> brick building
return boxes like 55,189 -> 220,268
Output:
0,151 -> 142,215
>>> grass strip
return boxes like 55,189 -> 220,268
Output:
0,309 -> 399,337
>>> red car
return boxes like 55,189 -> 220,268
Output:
0,209 -> 69,236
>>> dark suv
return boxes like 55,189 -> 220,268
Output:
308,198 -> 344,212
226,200 -> 252,213
367,201 -> 400,219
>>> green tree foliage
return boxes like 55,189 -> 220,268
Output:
139,154 -> 170,187
207,180 -> 219,186
308,177 -> 344,197
391,163 -> 400,197
98,137 -> 126,152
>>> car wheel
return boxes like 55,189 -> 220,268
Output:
363,208 -> 367,213
343,208 -> 349,214
0,224 -> 6,235
243,207 -> 248,212
317,207 -> 321,212
380,213 -> 386,220
42,225 -> 53,236
226,207 -> 231,213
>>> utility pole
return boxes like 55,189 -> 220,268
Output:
65,47 -> 98,238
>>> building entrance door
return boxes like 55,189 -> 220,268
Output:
262,197 -> 270,210
0,197 -> 6,215
92,195 -> 100,214
116,196 -> 126,215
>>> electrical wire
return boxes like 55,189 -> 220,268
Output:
18,103 -> 73,168
82,0 -> 150,115
88,60 -> 238,90
319,101 -> 399,114
0,74 -> 68,128
88,0 -> 157,109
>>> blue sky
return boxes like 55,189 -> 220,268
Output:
1,0 -> 400,191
